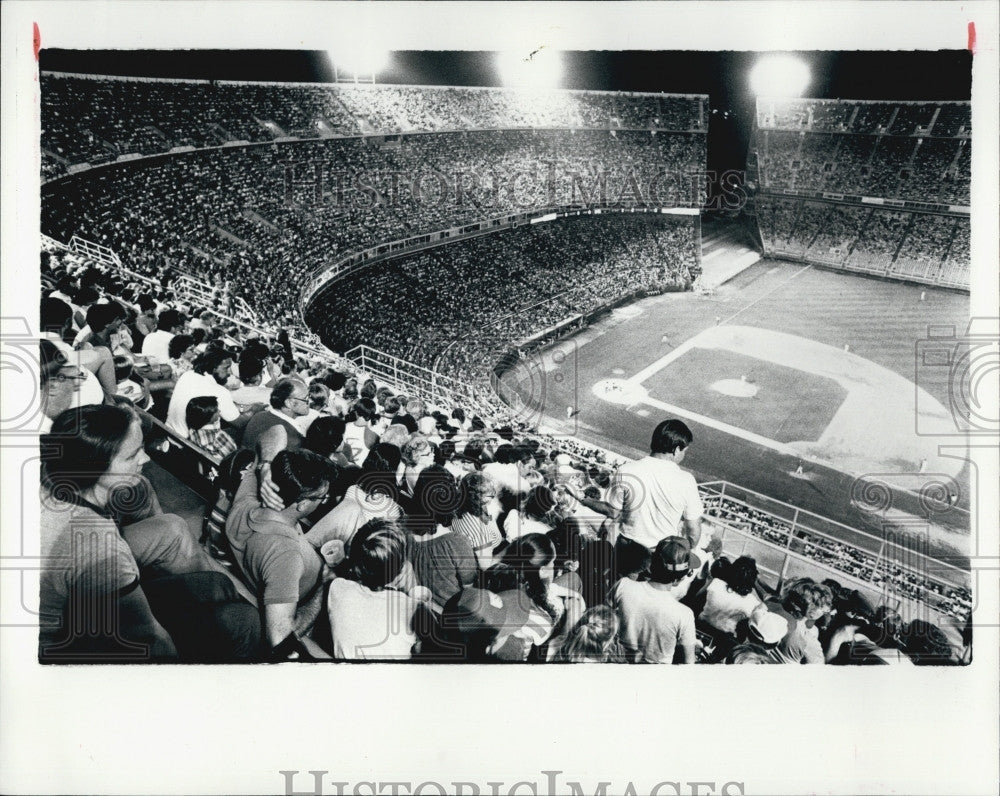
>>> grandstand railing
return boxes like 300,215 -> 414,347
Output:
174,274 -> 260,326
698,480 -> 970,627
50,233 -> 346,366
344,344 -> 474,412
766,247 -> 968,291
758,188 -> 969,217
69,235 -> 121,266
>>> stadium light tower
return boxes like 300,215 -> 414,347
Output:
328,45 -> 390,83
749,54 -> 810,97
498,47 -> 564,89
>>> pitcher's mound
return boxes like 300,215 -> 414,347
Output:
711,378 -> 759,398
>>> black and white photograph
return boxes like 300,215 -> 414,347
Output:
2,2 -> 998,794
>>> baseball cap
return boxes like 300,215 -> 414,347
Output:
441,588 -> 530,637
650,536 -> 702,582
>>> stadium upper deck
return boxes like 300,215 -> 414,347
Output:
752,98 -> 971,207
40,71 -> 707,179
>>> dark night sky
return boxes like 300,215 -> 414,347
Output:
40,49 -> 972,173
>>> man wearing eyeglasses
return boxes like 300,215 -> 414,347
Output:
240,377 -> 310,456
39,340 -> 86,433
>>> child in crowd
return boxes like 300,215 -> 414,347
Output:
113,354 -> 152,409
185,395 -> 238,459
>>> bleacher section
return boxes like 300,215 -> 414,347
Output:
305,211 -> 699,401
43,128 -> 706,331
755,197 -> 970,288
751,98 -> 970,289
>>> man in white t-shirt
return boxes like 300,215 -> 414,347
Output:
482,443 -> 538,498
230,357 -> 274,409
608,419 -> 706,576
166,347 -> 260,439
141,308 -> 186,365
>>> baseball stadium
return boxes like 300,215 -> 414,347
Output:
36,48 -> 979,664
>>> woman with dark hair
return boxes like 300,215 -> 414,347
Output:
40,404 -> 260,662
697,556 -> 762,637
359,378 -> 378,401
503,484 -> 558,542
326,518 -> 432,660
304,442 -> 404,552
304,414 -> 354,468
406,465 -> 478,608
900,619 -> 955,665
167,333 -> 197,378
825,605 -> 915,665
332,377 -> 358,416
342,397 -> 384,465
480,533 -> 585,661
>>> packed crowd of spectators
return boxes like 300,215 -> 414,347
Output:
41,72 -> 706,178
759,130 -> 969,205
41,244 -> 971,662
43,129 -> 706,326
37,249 -> 967,664
755,197 -> 970,286
754,98 -> 970,205
306,213 -> 699,394
701,493 -> 972,622
759,99 -> 969,137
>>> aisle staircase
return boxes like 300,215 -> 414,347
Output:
697,219 -> 761,290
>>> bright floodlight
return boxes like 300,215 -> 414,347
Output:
329,45 -> 390,77
750,55 -> 810,97
498,48 -> 563,89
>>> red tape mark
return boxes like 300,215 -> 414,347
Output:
33,22 -> 41,62
967,21 -> 976,54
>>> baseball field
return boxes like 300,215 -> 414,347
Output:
498,258 -> 974,566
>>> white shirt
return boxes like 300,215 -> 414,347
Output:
141,329 -> 175,365
608,456 -> 703,549
166,370 -> 240,438
230,383 -> 273,409
503,511 -> 551,542
699,578 -> 762,636
482,462 -> 531,496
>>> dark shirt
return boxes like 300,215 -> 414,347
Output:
241,409 -> 303,454
409,530 -> 478,608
